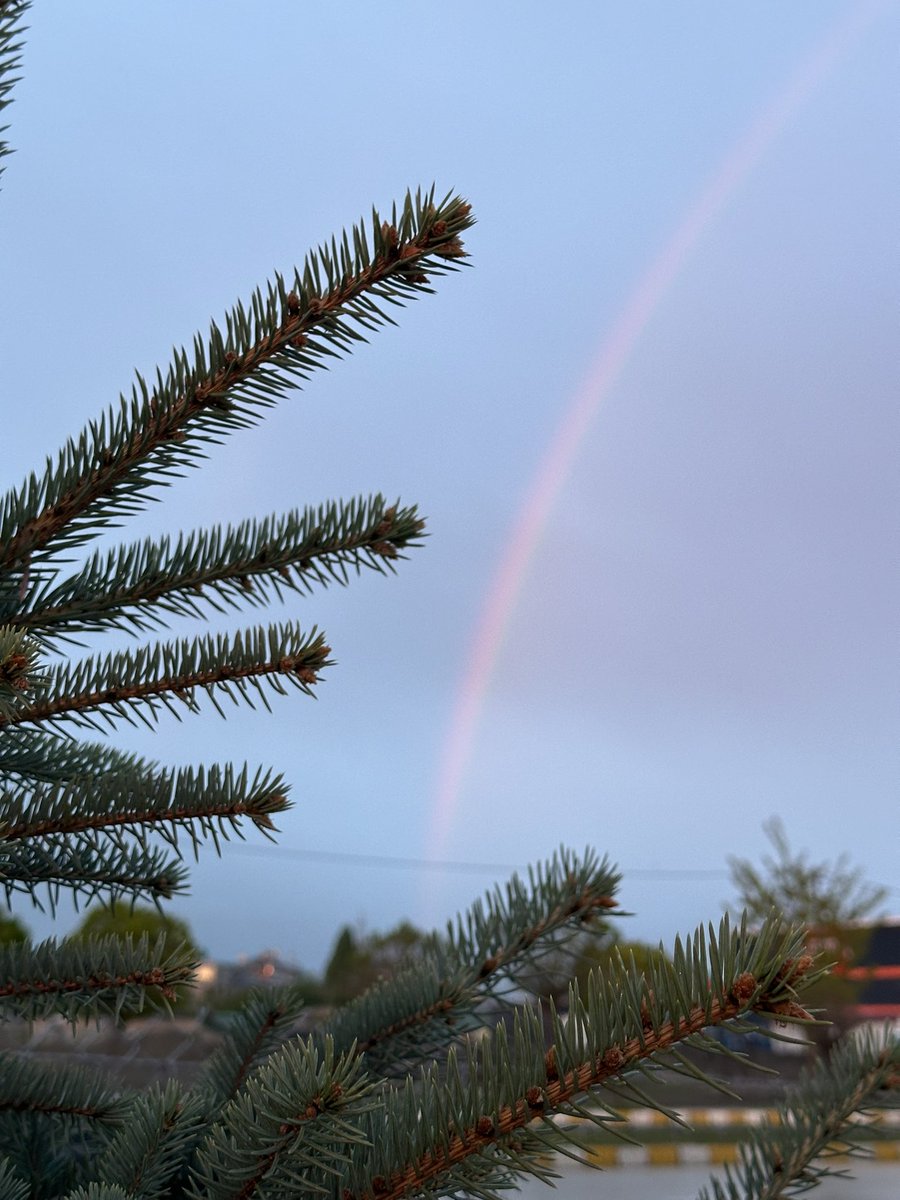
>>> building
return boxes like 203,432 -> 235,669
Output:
840,919 -> 900,1023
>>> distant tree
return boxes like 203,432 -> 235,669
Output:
728,817 -> 889,1051
370,920 -> 426,965
323,921 -> 428,1003
0,908 -> 27,945
728,817 -> 888,930
323,926 -> 366,1004
71,904 -> 201,961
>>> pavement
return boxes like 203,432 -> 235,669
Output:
566,1106 -> 900,1167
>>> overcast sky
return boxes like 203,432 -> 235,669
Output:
3,1 -> 897,971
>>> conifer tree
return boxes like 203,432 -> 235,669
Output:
0,5 -> 896,1198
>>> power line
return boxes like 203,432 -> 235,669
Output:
227,844 -> 523,874
224,842 -> 900,894
224,843 -> 730,880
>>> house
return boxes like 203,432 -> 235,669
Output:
204,950 -> 305,994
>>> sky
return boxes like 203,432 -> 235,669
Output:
2,1 -> 898,973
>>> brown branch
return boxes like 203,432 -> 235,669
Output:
357,996 -> 457,1056
357,890 -> 620,1058
230,1082 -> 346,1200
228,1005 -> 289,1099
13,508 -> 425,633
0,1098 -> 119,1119
2,792 -> 288,843
0,648 -> 328,729
0,966 -> 182,1003
1,857 -> 183,901
350,968 -> 815,1200
1,202 -> 470,574
487,889 -> 619,974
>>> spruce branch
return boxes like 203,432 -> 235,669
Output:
0,188 -> 472,576
0,1053 -> 129,1124
1,835 -> 189,910
187,1036 -> 380,1200
64,1187 -> 130,1200
0,961 -> 128,1195
343,916 -> 821,1200
200,983 -> 309,1109
0,730 -> 160,786
0,623 -> 331,732
0,1111 -> 107,1199
433,847 -> 621,1000
0,0 -> 27,183
0,933 -> 197,1022
320,847 -> 621,1072
0,1115 -> 108,1199
0,1159 -> 28,1200
89,1080 -> 210,1200
1,763 -> 289,854
698,1028 -> 900,1200
16,496 -> 426,641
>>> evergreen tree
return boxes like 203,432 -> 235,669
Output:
0,6 -> 896,1198
729,818 -> 888,933
322,923 -> 428,1005
729,819 -> 891,1055
323,927 -> 366,1006
69,907 -> 200,963
0,911 -> 27,946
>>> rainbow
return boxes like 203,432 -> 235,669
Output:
427,1 -> 884,861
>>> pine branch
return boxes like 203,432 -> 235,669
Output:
100,989 -> 315,1197
0,1047 -> 121,1197
199,983 -> 309,1109
0,1053 -> 129,1124
16,496 -> 425,641
0,1108 -> 106,1200
0,188 -> 472,577
320,847 -> 621,1072
0,0 -> 27,185
64,1187 -> 130,1200
698,1028 -> 900,1200
89,1080 -> 210,1200
434,847 -> 621,999
1,763 -> 289,854
0,933 -> 197,1022
342,915 -> 822,1200
1,836 -> 188,910
0,1159 -> 28,1200
0,729 -> 160,786
0,623 -> 331,732
187,1036 -> 380,1200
